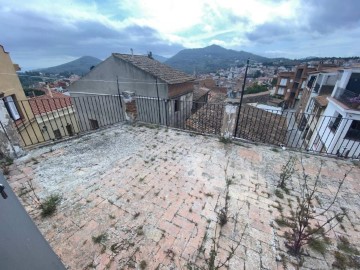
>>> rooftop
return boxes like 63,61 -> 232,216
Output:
113,54 -> 195,84
6,124 -> 360,269
29,91 -> 72,115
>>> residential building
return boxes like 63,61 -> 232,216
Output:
0,45 -> 43,147
305,68 -> 360,157
296,69 -> 340,141
68,54 -> 195,128
273,64 -> 339,109
273,71 -> 294,98
28,90 -> 79,141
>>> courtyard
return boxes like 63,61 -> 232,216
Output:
5,123 -> 360,269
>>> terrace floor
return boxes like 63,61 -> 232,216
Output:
5,123 -> 360,269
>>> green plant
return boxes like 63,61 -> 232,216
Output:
92,233 -> 107,244
275,217 -> 289,227
308,238 -> 329,254
40,194 -> 61,217
219,137 -> 231,144
278,156 -> 296,190
1,165 -> 10,175
275,189 -> 284,199
139,260 -> 147,269
283,160 -> 351,256
337,236 -> 359,255
333,251 -> 347,270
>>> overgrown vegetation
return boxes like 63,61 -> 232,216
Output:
219,137 -> 232,144
92,233 -> 108,244
0,156 -> 13,175
277,156 -> 296,190
40,194 -> 61,217
186,160 -> 247,270
282,159 -> 351,256
244,82 -> 268,94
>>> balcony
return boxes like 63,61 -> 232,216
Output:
334,88 -> 360,110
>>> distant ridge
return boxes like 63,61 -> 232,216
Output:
36,56 -> 102,75
165,44 -> 270,74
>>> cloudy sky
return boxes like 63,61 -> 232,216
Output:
1,0 -> 360,70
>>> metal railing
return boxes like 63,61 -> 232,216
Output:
4,95 -> 125,147
234,107 -> 360,158
3,94 -> 360,158
334,88 -> 360,109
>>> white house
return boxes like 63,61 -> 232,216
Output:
307,68 -> 360,158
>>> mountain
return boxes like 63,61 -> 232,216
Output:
37,56 -> 102,75
153,54 -> 168,63
165,45 -> 270,74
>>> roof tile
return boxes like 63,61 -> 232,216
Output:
113,54 -> 194,84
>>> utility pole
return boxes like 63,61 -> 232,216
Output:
234,58 -> 250,137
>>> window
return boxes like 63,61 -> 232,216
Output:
279,78 -> 287,86
89,119 -> 99,130
329,113 -> 342,132
307,99 -> 314,113
296,69 -> 303,79
345,120 -> 360,141
307,76 -> 316,88
3,95 -> 21,120
301,81 -> 306,89
313,84 -> 320,93
174,98 -> 181,112
66,124 -> 74,136
277,87 -> 285,95
53,129 -> 62,139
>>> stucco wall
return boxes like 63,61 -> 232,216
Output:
68,55 -> 168,98
0,46 -> 43,147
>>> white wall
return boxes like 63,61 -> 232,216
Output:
311,100 -> 360,157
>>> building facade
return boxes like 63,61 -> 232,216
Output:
68,54 -> 195,128
0,45 -> 44,147
304,68 -> 360,157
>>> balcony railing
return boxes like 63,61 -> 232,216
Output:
334,88 -> 360,110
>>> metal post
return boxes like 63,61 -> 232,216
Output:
155,77 -> 161,125
234,58 -> 250,137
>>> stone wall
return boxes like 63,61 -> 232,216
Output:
0,99 -> 23,158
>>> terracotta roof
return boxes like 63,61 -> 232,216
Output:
29,91 -> 72,115
314,95 -> 330,107
113,54 -> 194,84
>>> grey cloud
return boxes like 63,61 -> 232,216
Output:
303,0 -> 360,34
0,9 -> 183,69
246,22 -> 294,43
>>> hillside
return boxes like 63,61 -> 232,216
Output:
153,54 -> 168,63
165,45 -> 270,74
37,56 -> 102,75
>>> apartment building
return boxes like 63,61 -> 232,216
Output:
273,63 -> 340,109
303,68 -> 360,157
